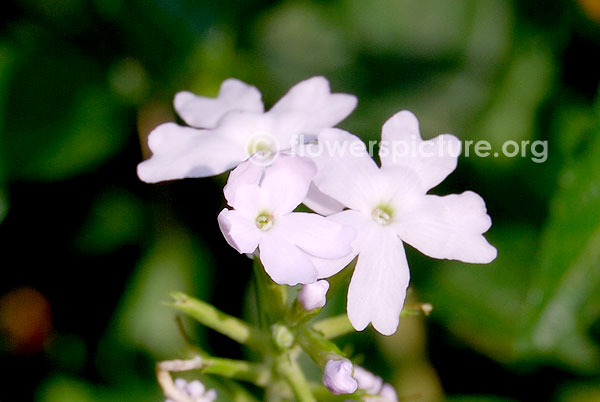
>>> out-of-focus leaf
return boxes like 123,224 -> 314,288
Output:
75,189 -> 145,254
0,42 -> 17,222
424,225 -> 537,363
343,0 -> 470,58
474,39 -> 555,164
446,396 -> 517,402
110,227 -> 213,359
254,2 -> 353,87
0,188 -> 7,224
517,112 -> 600,372
463,0 -> 513,70
3,37 -> 127,181
107,58 -> 150,105
556,382 -> 600,402
36,375 -> 159,402
344,70 -> 493,146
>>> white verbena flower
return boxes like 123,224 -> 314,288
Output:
137,76 -> 357,183
323,359 -> 358,395
217,155 -> 356,286
307,111 -> 497,335
298,280 -> 330,310
166,378 -> 217,402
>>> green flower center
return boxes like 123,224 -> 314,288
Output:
247,136 -> 276,159
372,205 -> 393,225
255,213 -> 274,231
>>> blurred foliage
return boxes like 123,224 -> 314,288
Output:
1,0 -> 600,401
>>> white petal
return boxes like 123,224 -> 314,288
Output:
258,234 -> 318,285
269,76 -> 357,135
227,184 -> 269,220
217,208 -> 261,254
298,280 -> 330,310
310,128 -> 382,212
347,225 -> 410,335
322,359 -> 358,395
309,210 -> 369,279
303,183 -> 345,216
223,160 -> 265,207
137,123 -> 247,182
398,191 -> 497,264
214,111 -> 281,153
261,155 -> 317,215
174,78 -> 263,128
276,212 -> 355,259
379,111 -> 461,191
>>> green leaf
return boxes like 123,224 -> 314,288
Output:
0,187 -> 7,224
556,382 -> 600,402
36,375 -> 159,402
0,42 -> 17,222
74,189 -> 146,254
423,225 -> 537,364
446,396 -> 517,402
342,0 -> 471,58
516,114 -> 600,372
2,37 -> 127,181
473,39 -> 555,165
108,228 -> 213,360
254,2 -> 352,86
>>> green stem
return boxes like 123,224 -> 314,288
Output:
278,354 -> 317,402
312,314 -> 354,339
296,327 -> 346,368
168,292 -> 267,351
201,356 -> 270,386
253,258 -> 289,327
312,304 -> 433,339
223,379 -> 263,402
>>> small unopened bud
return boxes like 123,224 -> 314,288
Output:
353,366 -> 383,394
298,280 -> 329,310
322,359 -> 358,395
379,383 -> 398,401
271,324 -> 294,350
166,378 -> 217,402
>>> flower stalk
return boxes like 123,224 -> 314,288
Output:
168,292 -> 267,351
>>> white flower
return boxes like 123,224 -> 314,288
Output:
323,359 -> 358,395
137,76 -> 357,183
307,111 -> 497,335
298,280 -> 330,310
217,155 -> 356,286
351,366 -> 398,402
166,378 -> 217,402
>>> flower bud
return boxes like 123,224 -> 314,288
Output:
298,280 -> 329,310
322,359 -> 358,395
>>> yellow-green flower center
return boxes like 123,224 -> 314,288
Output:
247,136 -> 276,159
372,205 -> 393,225
256,213 -> 274,231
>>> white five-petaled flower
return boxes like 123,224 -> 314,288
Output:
217,155 -> 356,286
137,76 -> 357,183
307,111 -> 497,335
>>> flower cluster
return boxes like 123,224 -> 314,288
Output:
139,76 -> 496,400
